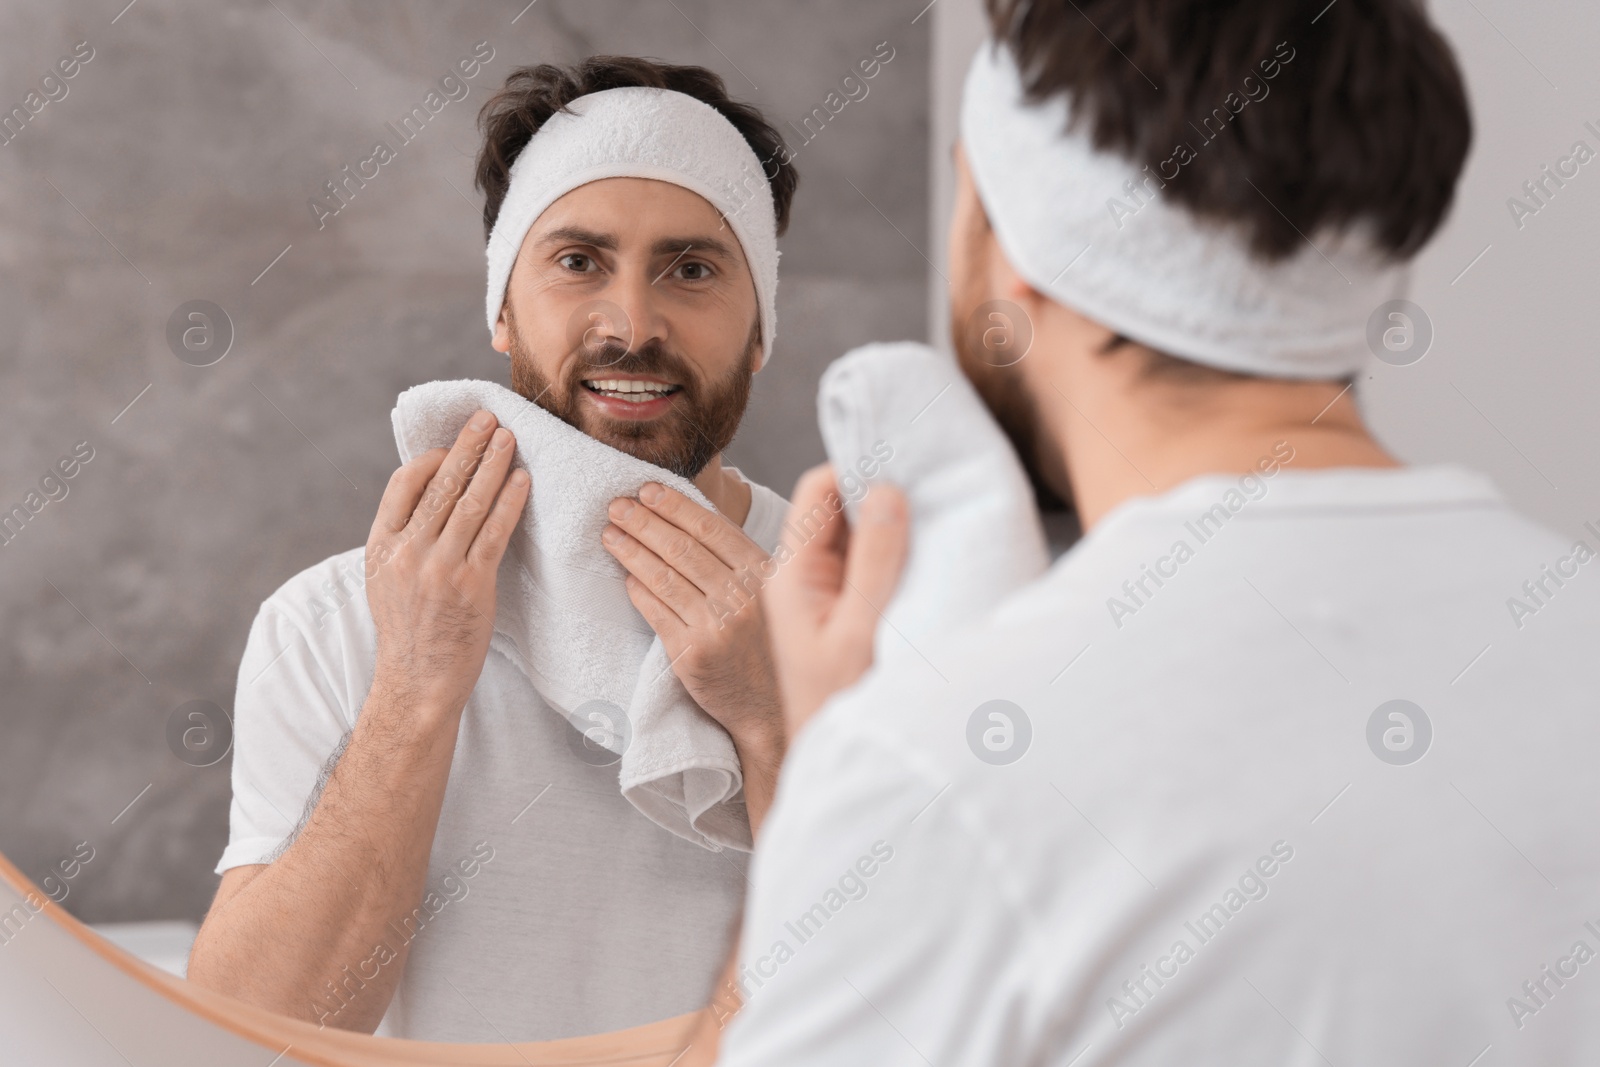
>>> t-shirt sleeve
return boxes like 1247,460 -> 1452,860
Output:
718,707 -> 1042,1066
215,601 -> 356,874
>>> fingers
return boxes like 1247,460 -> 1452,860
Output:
409,410 -> 501,541
606,493 -> 738,596
372,448 -> 448,536
440,426 -> 517,556
602,524 -> 696,627
763,466 -> 908,647
834,483 -> 910,640
635,482 -> 766,571
621,572 -> 689,646
768,465 -> 850,616
465,461 -> 530,572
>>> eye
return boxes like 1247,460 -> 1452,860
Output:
674,261 -> 714,281
559,253 -> 597,273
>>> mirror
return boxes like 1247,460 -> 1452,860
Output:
0,848 -> 710,1065
1,0 -> 928,1052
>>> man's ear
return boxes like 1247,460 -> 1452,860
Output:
491,307 -> 511,355
988,237 -> 1049,322
746,318 -> 765,376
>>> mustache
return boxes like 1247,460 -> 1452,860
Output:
571,339 -> 698,392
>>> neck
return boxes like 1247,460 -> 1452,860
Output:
1046,367 -> 1398,530
692,453 -> 752,525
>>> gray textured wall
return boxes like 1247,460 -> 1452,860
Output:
0,0 -> 928,922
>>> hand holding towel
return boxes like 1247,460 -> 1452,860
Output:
817,342 -> 1051,659
391,379 -> 751,851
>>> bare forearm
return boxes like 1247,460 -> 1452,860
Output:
732,724 -> 785,839
192,416 -> 524,1028
188,682 -> 461,1031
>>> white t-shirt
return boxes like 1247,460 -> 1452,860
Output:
723,465 -> 1600,1065
220,469 -> 790,1042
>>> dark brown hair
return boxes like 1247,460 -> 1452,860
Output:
984,0 -> 1472,261
474,55 -> 799,242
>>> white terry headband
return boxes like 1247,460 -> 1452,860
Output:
960,42 -> 1406,378
484,86 -> 780,368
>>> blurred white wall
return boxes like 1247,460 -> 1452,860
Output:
927,0 -> 987,350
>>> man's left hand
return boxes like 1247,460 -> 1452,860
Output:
603,483 -> 784,827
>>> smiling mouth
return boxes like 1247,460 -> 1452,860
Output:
581,378 -> 683,404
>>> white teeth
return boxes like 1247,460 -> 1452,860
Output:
584,378 -> 675,400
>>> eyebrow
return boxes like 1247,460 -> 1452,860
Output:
532,227 -> 739,264
535,226 -> 618,251
649,234 -> 739,262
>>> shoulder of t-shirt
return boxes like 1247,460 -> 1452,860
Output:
253,544 -> 371,643
230,546 -> 373,738
776,672 -> 1042,920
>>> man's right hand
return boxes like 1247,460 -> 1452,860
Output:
365,409 -> 530,718
189,411 -> 530,1031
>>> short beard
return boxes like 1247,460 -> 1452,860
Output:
505,308 -> 756,481
951,303 -> 1071,514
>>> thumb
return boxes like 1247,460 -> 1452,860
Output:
833,482 -> 910,640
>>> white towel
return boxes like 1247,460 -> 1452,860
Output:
817,342 -> 1051,658
390,379 -> 750,852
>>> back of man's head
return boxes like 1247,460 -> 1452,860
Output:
984,0 -> 1472,263
952,1 -> 1475,523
